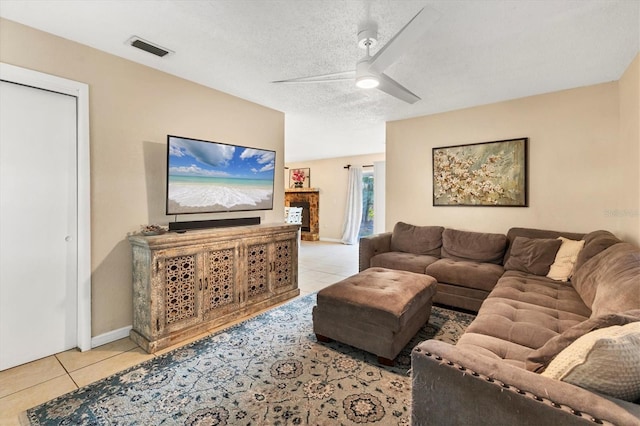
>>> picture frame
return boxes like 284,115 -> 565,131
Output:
433,138 -> 528,207
289,167 -> 310,189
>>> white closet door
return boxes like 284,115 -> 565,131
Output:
0,80 -> 78,370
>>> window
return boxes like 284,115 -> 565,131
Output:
359,171 -> 374,238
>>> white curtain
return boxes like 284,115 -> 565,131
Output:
341,166 -> 363,245
373,161 -> 386,235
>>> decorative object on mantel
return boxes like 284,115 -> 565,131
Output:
433,137 -> 528,207
140,224 -> 167,235
289,167 -> 310,189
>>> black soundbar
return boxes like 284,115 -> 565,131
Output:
169,217 -> 260,232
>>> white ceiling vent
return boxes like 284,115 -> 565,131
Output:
127,36 -> 173,57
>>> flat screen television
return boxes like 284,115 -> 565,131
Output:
166,135 -> 275,215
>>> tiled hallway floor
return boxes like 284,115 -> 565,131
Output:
0,240 -> 358,425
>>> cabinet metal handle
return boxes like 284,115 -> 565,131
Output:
156,318 -> 160,332
199,278 -> 203,291
204,277 -> 208,290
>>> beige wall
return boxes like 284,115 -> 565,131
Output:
0,19 -> 285,337
286,153 -> 385,240
618,54 -> 640,243
387,57 -> 640,245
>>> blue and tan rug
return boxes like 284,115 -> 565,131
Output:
26,293 -> 474,425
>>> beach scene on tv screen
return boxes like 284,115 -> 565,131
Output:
168,137 -> 275,214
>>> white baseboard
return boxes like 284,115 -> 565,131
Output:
91,325 -> 133,349
319,237 -> 343,243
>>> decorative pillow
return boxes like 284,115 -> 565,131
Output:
503,237 -> 562,276
525,310 -> 640,372
541,322 -> 640,401
547,237 -> 585,281
390,222 -> 444,256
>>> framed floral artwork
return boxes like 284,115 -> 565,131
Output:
289,168 -> 310,189
433,138 -> 528,207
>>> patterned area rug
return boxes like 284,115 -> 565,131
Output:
27,294 -> 474,425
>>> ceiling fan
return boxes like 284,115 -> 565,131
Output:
272,7 -> 440,104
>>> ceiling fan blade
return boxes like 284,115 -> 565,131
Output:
369,7 -> 441,74
272,70 -> 355,84
376,73 -> 421,104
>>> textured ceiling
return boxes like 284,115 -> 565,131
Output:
1,0 -> 638,161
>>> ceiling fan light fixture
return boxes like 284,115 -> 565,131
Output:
355,75 -> 380,89
355,58 -> 379,89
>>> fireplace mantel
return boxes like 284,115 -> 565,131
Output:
285,188 -> 319,241
285,188 -> 319,193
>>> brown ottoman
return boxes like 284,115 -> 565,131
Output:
312,267 -> 437,365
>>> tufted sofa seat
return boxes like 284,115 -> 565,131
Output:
487,271 -> 592,314
457,296 -> 590,368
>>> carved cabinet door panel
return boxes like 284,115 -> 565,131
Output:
244,239 -> 272,305
271,235 -> 298,294
156,252 -> 202,336
201,245 -> 240,321
242,231 -> 298,305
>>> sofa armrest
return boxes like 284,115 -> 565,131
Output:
359,232 -> 392,272
411,340 -> 640,426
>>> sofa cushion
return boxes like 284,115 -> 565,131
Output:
547,237 -> 585,282
525,309 -> 640,372
573,230 -> 621,275
425,258 -> 503,292
464,296 -> 589,352
572,242 -> 640,315
488,271 -> 591,317
390,222 -> 444,256
441,228 -> 507,265
456,332 -> 532,368
503,237 -> 562,276
370,252 -> 439,274
541,322 -> 640,402
504,227 -> 585,265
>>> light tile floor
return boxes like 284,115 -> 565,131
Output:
0,240 -> 358,425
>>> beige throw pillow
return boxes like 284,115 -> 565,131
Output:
541,322 -> 640,401
547,237 -> 585,281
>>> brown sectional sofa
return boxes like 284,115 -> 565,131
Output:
360,223 -> 640,425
